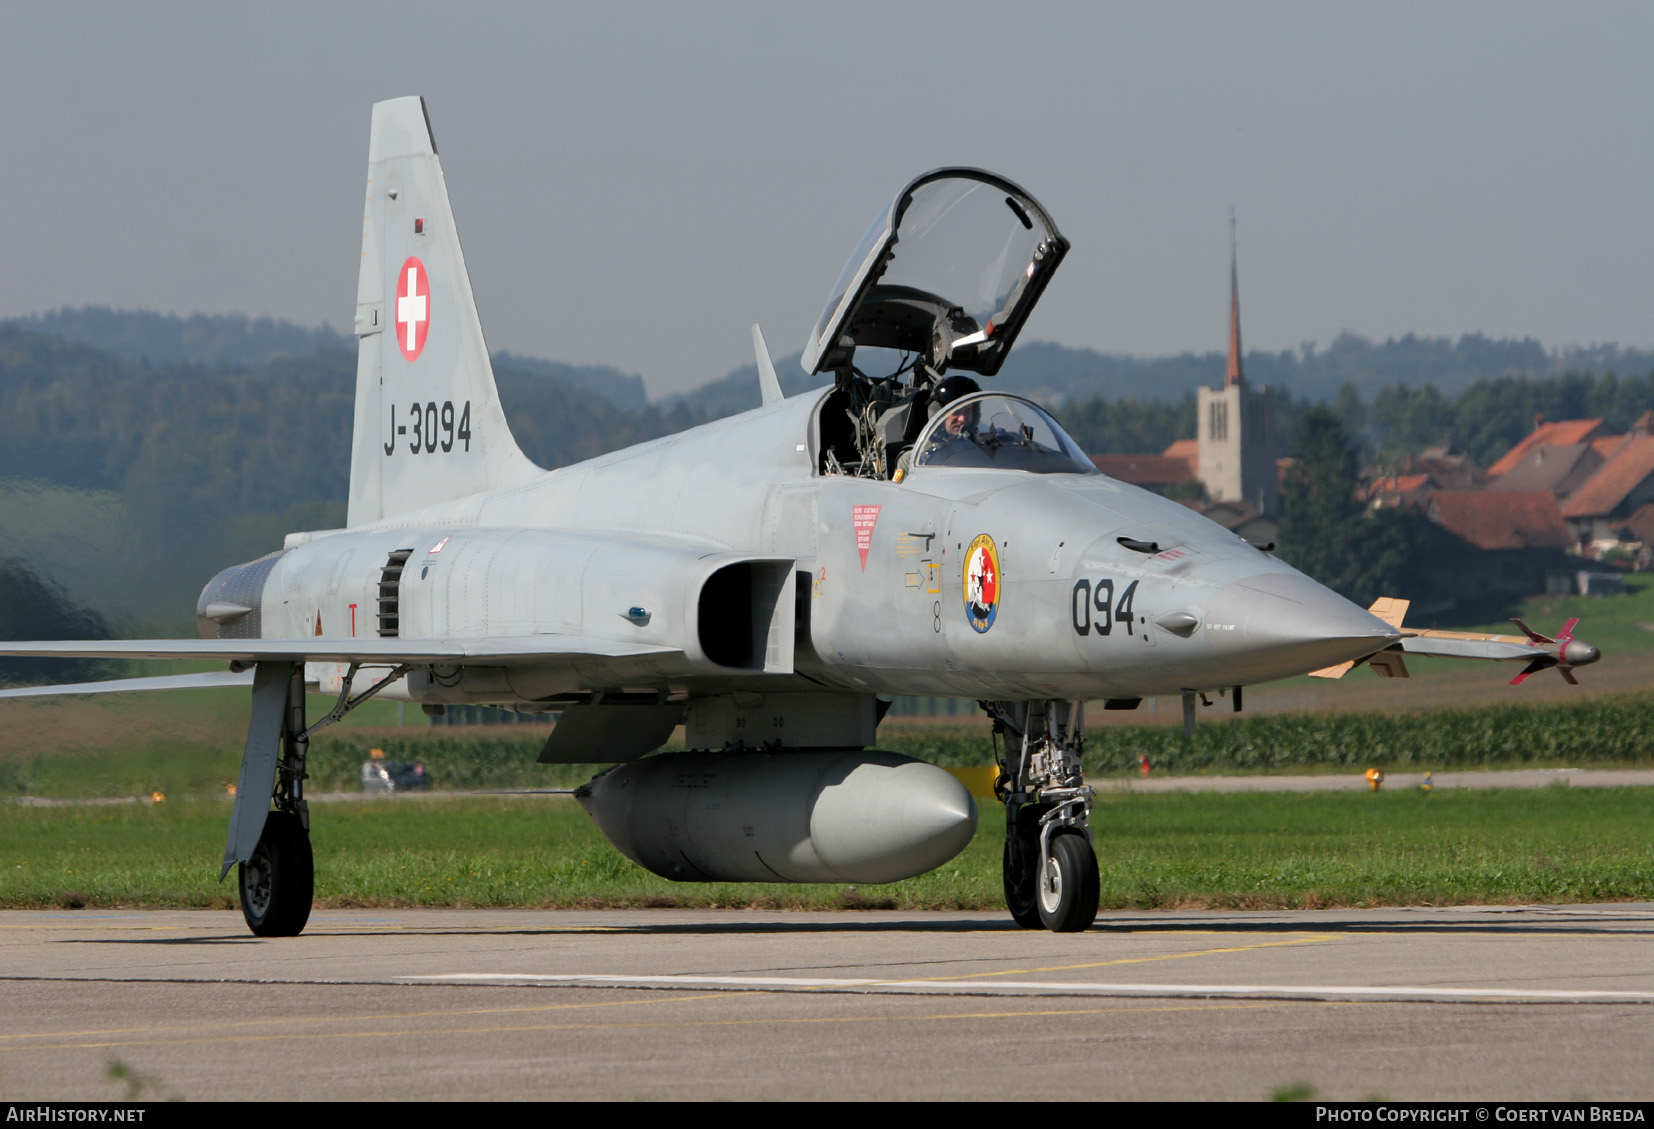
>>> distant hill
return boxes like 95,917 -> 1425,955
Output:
491,351 -> 650,412
662,333 -> 1653,419
0,327 -> 673,630
657,350 -> 829,420
6,307 -> 352,367
2,309 -> 651,412
14,308 -> 1649,412
990,334 -> 1654,406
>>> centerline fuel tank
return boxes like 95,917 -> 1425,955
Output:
575,750 -> 978,884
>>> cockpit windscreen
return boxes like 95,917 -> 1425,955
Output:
912,394 -> 1098,475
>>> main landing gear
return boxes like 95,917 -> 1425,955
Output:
237,663 -> 317,937
988,700 -> 1099,933
231,662 -> 407,937
240,810 -> 313,937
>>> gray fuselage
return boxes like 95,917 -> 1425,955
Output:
209,389 -> 1394,707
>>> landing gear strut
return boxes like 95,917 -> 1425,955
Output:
988,700 -> 1098,933
230,662 -> 407,937
238,664 -> 315,937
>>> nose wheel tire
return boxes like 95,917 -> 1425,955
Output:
1035,831 -> 1099,933
238,811 -> 314,937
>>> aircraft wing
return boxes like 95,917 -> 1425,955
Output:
0,669 -> 257,699
0,636 -> 680,666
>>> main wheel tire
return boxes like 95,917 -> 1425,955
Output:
1002,834 -> 1042,929
1036,832 -> 1099,933
238,811 -> 314,937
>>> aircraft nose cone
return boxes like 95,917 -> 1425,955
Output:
1203,572 -> 1401,681
1564,639 -> 1601,667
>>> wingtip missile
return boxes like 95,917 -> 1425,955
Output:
1508,617 -> 1599,685
1322,599 -> 1602,687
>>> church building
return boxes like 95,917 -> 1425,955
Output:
1195,223 -> 1280,517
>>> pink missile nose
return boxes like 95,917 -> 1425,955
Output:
1563,639 -> 1601,667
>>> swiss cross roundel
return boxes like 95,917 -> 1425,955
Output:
394,256 -> 430,361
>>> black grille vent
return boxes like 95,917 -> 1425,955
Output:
377,549 -> 414,637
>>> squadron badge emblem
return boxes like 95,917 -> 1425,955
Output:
963,533 -> 1001,633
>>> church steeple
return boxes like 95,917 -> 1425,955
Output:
1198,210 -> 1278,516
1225,209 -> 1244,388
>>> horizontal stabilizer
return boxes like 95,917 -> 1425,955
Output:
0,636 -> 681,666
0,670 -> 256,699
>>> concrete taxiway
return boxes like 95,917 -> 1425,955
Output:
1116,767 -> 1654,794
3,904 -> 1653,1101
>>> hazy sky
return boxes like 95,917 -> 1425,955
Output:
4,2 -> 1650,397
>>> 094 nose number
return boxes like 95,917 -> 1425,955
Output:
1072,578 -> 1138,636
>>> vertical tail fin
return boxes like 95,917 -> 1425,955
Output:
348,97 -> 538,526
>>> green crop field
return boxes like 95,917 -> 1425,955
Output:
6,689 -> 1654,801
4,786 -> 1651,912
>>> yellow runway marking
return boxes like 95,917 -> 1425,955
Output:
0,922 -> 622,934
0,999 -> 1293,1053
0,925 -> 191,931
891,933 -> 1342,984
0,992 -> 725,1045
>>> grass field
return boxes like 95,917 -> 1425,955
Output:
1424,572 -> 1654,652
4,786 -> 1650,911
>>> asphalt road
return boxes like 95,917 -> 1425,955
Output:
3,904 -> 1653,1101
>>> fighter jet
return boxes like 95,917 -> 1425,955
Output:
0,98 -> 1596,937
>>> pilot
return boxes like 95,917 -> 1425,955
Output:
919,375 -> 985,457
932,375 -> 982,439
895,374 -> 981,479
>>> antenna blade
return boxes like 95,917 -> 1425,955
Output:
752,324 -> 783,406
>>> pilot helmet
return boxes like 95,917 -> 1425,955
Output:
929,375 -> 981,425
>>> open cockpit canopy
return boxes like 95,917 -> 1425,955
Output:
802,170 -> 1069,379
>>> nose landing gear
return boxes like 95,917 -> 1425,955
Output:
1036,829 -> 1099,932
989,700 -> 1098,933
